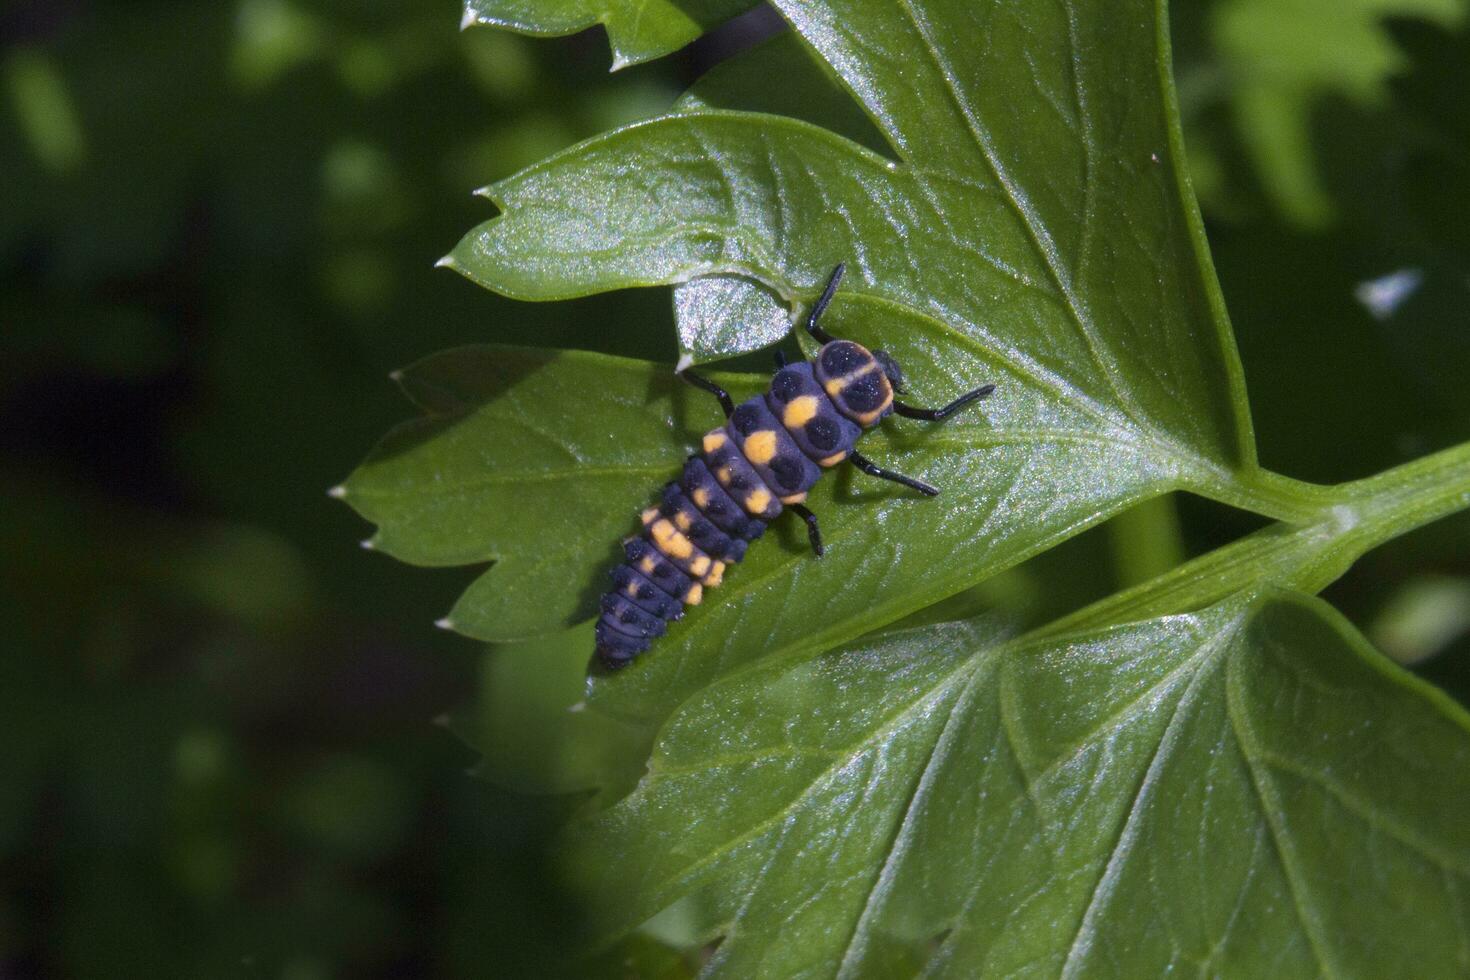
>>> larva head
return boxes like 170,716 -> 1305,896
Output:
814,339 -> 895,428
871,348 -> 906,393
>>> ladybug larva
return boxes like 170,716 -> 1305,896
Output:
595,264 -> 995,670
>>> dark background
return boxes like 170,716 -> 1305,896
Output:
2,1 -> 1466,975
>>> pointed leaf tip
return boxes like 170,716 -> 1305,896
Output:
435,617 -> 456,631
326,485 -> 347,499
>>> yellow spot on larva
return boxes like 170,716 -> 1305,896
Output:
650,519 -> 694,560
625,582 -> 639,597
639,556 -> 656,575
702,430 -> 728,453
675,511 -> 691,531
685,582 -> 703,605
780,492 -> 808,505
820,451 -> 848,467
744,430 -> 778,466
783,395 -> 820,428
704,562 -> 725,587
690,555 -> 711,577
744,487 -> 772,514
715,466 -> 732,484
855,392 -> 894,427
641,507 -> 659,525
692,487 -> 710,509
824,378 -> 846,397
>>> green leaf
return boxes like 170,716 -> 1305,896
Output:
473,442 -> 1470,965
565,589 -> 1470,975
462,0 -> 757,70
430,0 -> 1341,723
330,2 -> 1470,970
461,624 -> 647,799
1207,0 -> 1465,227
672,30 -> 891,153
449,0 -> 1261,474
672,271 -> 792,367
342,315 -> 1189,723
338,346 -> 712,641
668,32 -> 893,364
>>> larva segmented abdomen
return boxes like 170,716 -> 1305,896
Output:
594,358 -> 878,669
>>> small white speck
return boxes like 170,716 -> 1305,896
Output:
1355,268 -> 1423,321
434,255 -> 455,269
675,351 -> 694,374
567,700 -> 587,714
359,538 -> 376,551
1330,504 -> 1359,534
1150,152 -> 1160,163
388,368 -> 403,382
326,485 -> 347,499
435,617 -> 456,631
885,160 -> 898,171
459,5 -> 477,31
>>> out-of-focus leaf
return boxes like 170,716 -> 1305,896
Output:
462,0 -> 758,70
1209,0 -> 1464,227
4,50 -> 87,174
465,624 -> 647,798
1371,575 -> 1470,664
565,588 -> 1470,974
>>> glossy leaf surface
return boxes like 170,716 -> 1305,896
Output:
342,328 -> 1181,723
1208,0 -> 1463,227
428,0 -> 1304,722
567,591 -> 1470,976
462,0 -> 756,69
450,0 -> 1257,475
668,32 -> 891,363
340,346 -> 699,641
332,0 -> 1470,973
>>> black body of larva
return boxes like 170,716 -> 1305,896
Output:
593,265 -> 995,670
594,356 -> 881,669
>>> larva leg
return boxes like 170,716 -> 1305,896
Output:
893,383 -> 996,421
848,451 -> 939,497
788,503 -> 824,557
678,368 -> 734,418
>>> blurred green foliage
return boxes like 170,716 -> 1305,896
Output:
0,0 -> 680,974
2,0 -> 1468,976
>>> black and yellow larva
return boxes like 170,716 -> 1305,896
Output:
595,264 -> 995,670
